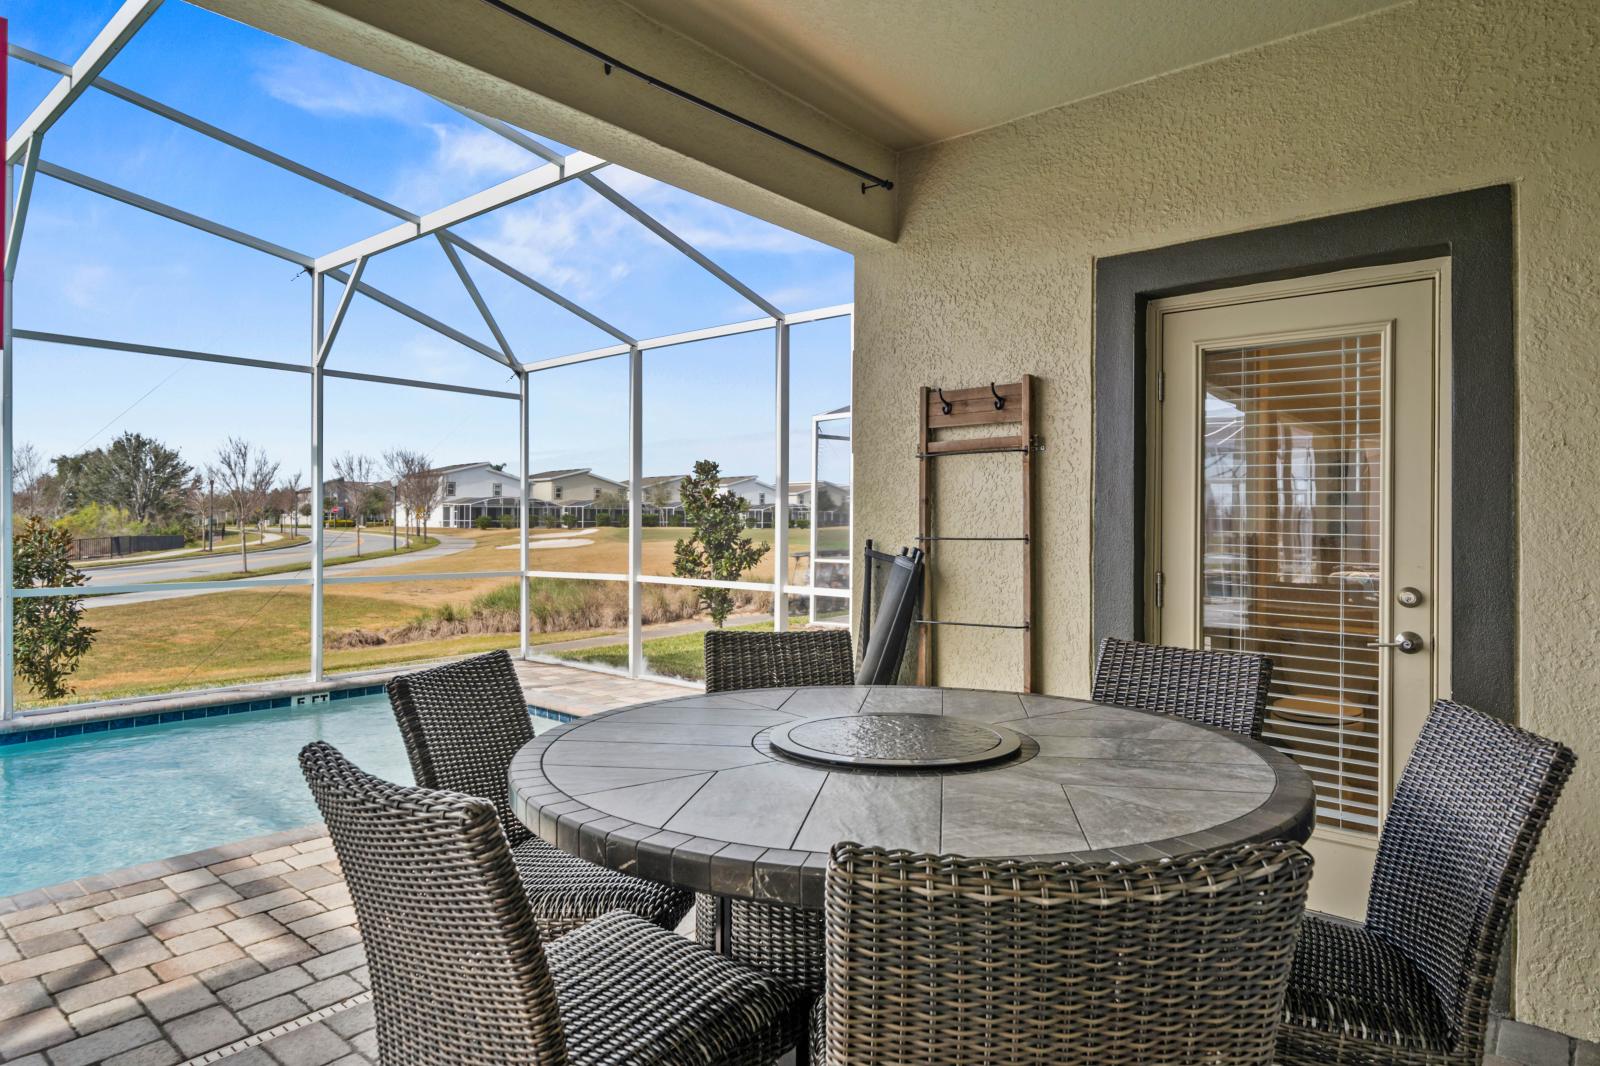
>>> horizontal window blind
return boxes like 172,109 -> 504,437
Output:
1200,333 -> 1383,833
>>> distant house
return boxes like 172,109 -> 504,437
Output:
295,478 -> 386,522
429,462 -> 515,528
429,465 -> 629,527
787,480 -> 850,512
529,468 -> 627,514
629,474 -> 776,513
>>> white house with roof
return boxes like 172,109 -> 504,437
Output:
629,474 -> 776,512
528,468 -> 627,510
430,465 -> 630,527
430,462 -> 515,528
787,480 -> 850,511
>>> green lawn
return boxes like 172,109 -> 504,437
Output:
555,620 -> 771,681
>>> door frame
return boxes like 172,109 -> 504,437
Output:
1092,186 -> 1514,723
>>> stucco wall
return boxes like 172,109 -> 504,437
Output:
852,0 -> 1600,1036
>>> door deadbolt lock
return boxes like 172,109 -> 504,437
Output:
1368,631 -> 1425,654
1397,586 -> 1424,608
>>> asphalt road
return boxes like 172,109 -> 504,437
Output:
78,528 -> 473,609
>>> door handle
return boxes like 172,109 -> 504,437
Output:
1368,631 -> 1425,654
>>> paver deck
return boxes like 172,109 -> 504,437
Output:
0,665 -> 1586,1065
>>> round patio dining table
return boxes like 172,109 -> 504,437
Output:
507,684 -> 1316,923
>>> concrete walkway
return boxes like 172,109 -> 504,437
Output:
80,534 -> 472,610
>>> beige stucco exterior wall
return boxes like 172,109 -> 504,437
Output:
852,0 -> 1599,1036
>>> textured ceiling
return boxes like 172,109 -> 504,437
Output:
621,0 -> 1408,149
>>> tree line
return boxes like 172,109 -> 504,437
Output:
12,432 -> 447,567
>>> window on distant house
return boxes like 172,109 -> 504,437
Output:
492,483 -> 502,497
594,487 -> 602,499
555,486 -> 564,500
759,492 -> 766,505
445,481 -> 456,497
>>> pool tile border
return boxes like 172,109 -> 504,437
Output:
0,685 -> 572,746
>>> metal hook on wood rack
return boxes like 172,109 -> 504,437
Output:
991,381 -> 1005,410
937,387 -> 952,416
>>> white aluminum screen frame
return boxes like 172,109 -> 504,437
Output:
0,5 -> 852,717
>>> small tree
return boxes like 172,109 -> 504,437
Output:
209,438 -> 279,573
645,481 -> 674,511
12,443 -> 48,518
281,471 -> 304,537
594,487 -> 627,521
13,517 -> 97,698
385,449 -> 439,541
672,459 -> 770,627
333,453 -> 378,554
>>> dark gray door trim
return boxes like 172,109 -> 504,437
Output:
1092,185 -> 1515,719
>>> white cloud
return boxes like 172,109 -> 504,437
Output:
386,122 -> 544,210
253,48 -> 419,122
427,124 -> 537,178
472,190 -> 635,301
592,169 -> 818,254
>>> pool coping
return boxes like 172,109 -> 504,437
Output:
1,658 -> 579,744
0,822 -> 329,916
0,691 -> 573,746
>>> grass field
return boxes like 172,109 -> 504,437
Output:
515,524 -> 848,581
16,524 -> 847,707
555,621 -> 771,681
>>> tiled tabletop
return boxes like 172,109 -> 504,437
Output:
509,685 -> 1316,909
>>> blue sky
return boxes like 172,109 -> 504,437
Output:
2,0 -> 852,488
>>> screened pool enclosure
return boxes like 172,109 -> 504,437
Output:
0,0 -> 853,717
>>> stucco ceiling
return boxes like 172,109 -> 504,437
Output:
621,0 -> 1408,150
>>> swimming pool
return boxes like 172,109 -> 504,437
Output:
0,693 -> 565,898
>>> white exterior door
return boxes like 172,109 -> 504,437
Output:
1151,261 -> 1450,919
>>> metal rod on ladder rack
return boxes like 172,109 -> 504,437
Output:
917,619 -> 1030,631
915,535 -> 1029,542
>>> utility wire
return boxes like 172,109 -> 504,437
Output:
74,364 -> 184,452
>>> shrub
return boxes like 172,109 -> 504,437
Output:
56,502 -> 145,539
642,514 -> 660,527
13,517 -> 96,698
473,515 -> 494,529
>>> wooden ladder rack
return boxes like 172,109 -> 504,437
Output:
916,375 -> 1039,691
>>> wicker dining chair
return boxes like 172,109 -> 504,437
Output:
704,628 -> 855,693
299,742 -> 808,1066
696,628 -> 855,993
387,650 -> 693,940
1091,635 -> 1273,738
1277,699 -> 1576,1066
815,840 -> 1315,1065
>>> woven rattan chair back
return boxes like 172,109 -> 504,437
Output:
1364,699 -> 1575,1043
1092,636 -> 1272,738
704,629 -> 854,693
387,650 -> 533,845
822,840 -> 1313,1065
298,742 -> 568,1066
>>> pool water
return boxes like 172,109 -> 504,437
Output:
0,694 -> 561,898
